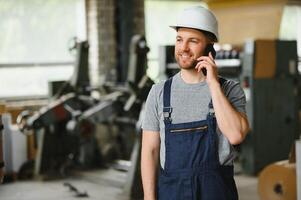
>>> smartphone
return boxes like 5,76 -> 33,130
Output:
201,44 -> 216,76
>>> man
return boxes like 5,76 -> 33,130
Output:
141,6 -> 249,200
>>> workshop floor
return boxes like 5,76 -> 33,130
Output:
0,169 -> 260,200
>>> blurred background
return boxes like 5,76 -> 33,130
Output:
0,0 -> 301,199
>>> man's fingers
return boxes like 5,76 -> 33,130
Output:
209,52 -> 214,60
195,61 -> 209,72
197,56 -> 215,66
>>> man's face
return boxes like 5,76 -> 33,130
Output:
174,27 -> 207,70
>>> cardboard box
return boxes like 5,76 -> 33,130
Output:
254,40 -> 276,78
0,104 -> 6,114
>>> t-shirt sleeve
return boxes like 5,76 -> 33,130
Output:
141,85 -> 160,131
223,80 -> 246,114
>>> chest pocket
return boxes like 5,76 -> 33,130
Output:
170,125 -> 208,134
167,125 -> 210,170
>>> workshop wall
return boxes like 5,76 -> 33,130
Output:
86,0 -> 116,86
206,0 -> 287,45
86,0 -> 145,86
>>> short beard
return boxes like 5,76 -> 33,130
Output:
177,58 -> 198,70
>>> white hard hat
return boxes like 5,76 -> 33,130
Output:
170,6 -> 219,42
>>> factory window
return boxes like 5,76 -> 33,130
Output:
279,5 -> 301,73
0,0 -> 86,99
144,1 -> 207,81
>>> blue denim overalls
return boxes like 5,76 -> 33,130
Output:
158,77 -> 238,200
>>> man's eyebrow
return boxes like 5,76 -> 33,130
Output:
189,37 -> 200,41
176,35 -> 200,40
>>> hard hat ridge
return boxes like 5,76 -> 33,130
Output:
170,6 -> 219,42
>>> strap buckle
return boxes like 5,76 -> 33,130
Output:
163,107 -> 172,121
208,101 -> 215,116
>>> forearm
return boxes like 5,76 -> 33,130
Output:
141,132 -> 160,200
208,81 -> 249,144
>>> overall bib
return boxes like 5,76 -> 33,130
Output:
158,77 -> 238,200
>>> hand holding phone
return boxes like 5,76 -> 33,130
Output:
201,44 -> 216,76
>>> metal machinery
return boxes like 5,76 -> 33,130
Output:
158,45 -> 242,81
240,39 -> 300,175
17,39 -> 99,177
18,34 -> 153,189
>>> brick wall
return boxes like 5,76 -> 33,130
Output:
86,0 -> 116,85
133,0 -> 145,35
86,0 -> 145,85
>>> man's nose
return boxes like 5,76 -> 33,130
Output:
181,41 -> 189,52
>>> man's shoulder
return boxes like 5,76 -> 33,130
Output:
152,79 -> 166,91
219,77 -> 244,97
220,77 -> 241,89
152,74 -> 178,97
153,73 -> 180,92
148,79 -> 166,99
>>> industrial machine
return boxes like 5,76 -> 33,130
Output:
240,39 -> 300,175
17,35 -> 153,186
17,39 -> 100,177
50,38 -> 91,97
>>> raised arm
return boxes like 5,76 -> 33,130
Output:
195,52 -> 249,145
208,82 -> 249,145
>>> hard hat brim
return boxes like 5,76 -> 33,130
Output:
169,25 -> 218,42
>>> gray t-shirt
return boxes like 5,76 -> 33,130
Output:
142,72 -> 246,168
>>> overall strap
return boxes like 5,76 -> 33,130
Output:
163,78 -> 173,124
